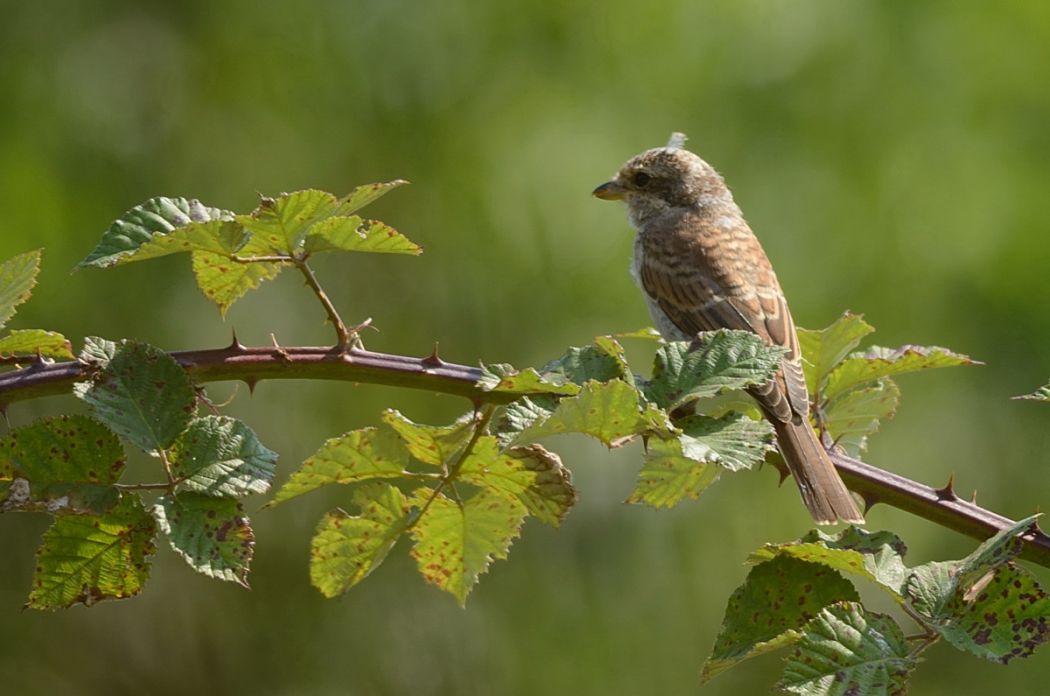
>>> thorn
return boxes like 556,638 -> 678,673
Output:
934,474 -> 958,501
228,330 -> 246,351
0,404 -> 9,427
421,342 -> 445,368
970,489 -> 978,504
862,494 -> 879,514
245,378 -> 257,396
270,333 -> 290,362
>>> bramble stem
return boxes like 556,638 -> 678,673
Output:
2,342 -> 1049,567
294,258 -> 354,348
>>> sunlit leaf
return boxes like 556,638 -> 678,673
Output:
171,416 -> 277,498
126,218 -> 249,263
797,312 -> 875,395
191,231 -> 286,316
492,395 -> 558,446
0,329 -> 74,360
27,495 -> 156,609
382,410 -> 474,466
643,330 -> 785,410
0,249 -> 41,330
477,363 -> 580,396
79,336 -> 118,367
824,345 -> 977,401
304,218 -> 422,255
409,487 -> 526,605
702,556 -> 859,683
270,426 -> 410,506
333,180 -> 408,216
779,602 -> 914,695
154,493 -> 254,587
73,341 -> 196,453
458,441 -> 576,526
235,189 -> 340,254
626,435 -> 721,509
78,197 -> 230,269
541,336 -> 634,386
820,379 -> 900,456
749,527 -> 910,599
512,379 -> 670,447
310,482 -> 409,597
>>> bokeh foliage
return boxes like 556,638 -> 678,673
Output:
2,1 -> 1050,694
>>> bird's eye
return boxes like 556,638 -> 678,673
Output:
631,172 -> 652,188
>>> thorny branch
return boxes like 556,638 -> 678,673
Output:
2,342 -> 1048,567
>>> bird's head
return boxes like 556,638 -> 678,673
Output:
592,133 -> 733,227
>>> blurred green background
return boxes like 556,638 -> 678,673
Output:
3,1 -> 1050,693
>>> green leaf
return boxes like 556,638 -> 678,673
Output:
79,336 -> 118,367
304,218 -> 422,255
127,218 -> 249,263
170,416 -> 277,498
611,326 -> 663,341
310,482 -> 409,598
235,189 -> 340,254
820,379 -> 900,456
334,179 -> 408,216
541,336 -> 634,386
270,426 -> 410,506
0,329 -> 74,360
78,197 -> 230,269
797,312 -> 875,395
0,415 -> 125,514
702,556 -> 860,683
409,487 -> 527,605
626,435 -> 721,509
928,562 -> 1050,663
677,413 -> 774,472
749,527 -> 910,600
477,363 -> 580,396
0,249 -> 41,330
512,379 -> 670,447
492,394 -> 558,446
458,442 -> 576,526
643,330 -> 785,410
191,232 -> 286,315
27,495 -> 156,609
153,493 -> 254,587
1015,380 -> 1050,402
382,410 -> 474,466
824,344 -> 977,401
73,341 -> 196,453
779,602 -> 915,695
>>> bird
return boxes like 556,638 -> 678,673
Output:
592,133 -> 863,525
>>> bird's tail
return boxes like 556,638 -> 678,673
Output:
772,417 -> 864,525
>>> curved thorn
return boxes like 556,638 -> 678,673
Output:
228,330 -> 245,351
244,377 -> 258,396
421,342 -> 445,368
934,474 -> 958,501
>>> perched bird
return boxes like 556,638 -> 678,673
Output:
592,133 -> 863,525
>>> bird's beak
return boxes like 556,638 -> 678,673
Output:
592,180 -> 625,201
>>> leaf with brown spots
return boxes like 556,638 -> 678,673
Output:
303,218 -> 421,255
73,341 -> 196,453
382,410 -> 474,466
235,189 -> 341,254
701,556 -> 859,683
749,527 -> 910,600
408,487 -> 526,606
477,363 -> 580,397
310,482 -> 409,598
0,415 -> 125,514
191,232 -> 285,316
1016,380 -> 1050,402
153,492 -> 254,587
779,601 -> 914,695
27,495 -> 156,610
270,425 -> 410,506
457,441 -> 576,527
333,179 -> 408,216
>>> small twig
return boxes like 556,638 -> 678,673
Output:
157,448 -> 176,488
114,482 -> 174,492
230,254 -> 295,264
294,258 -> 353,349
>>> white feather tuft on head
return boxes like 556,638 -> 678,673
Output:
666,132 -> 688,149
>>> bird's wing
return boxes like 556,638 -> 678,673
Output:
638,216 -> 811,419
